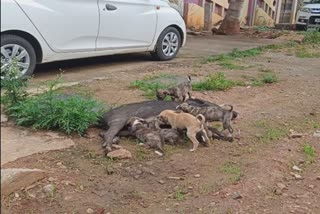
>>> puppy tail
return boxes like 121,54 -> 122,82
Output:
187,75 -> 191,82
196,114 -> 206,126
224,105 -> 233,112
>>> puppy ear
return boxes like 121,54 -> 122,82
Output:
187,75 -> 191,82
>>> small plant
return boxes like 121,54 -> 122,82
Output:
303,31 -> 320,44
135,146 -> 152,161
1,60 -> 28,107
1,64 -> 105,135
192,72 -> 235,91
174,189 -> 186,201
303,143 -> 315,162
260,72 -> 279,84
219,162 -> 243,184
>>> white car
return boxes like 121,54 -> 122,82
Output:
1,0 -> 186,78
296,0 -> 320,31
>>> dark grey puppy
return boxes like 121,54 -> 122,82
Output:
145,116 -> 184,145
177,102 -> 235,133
127,117 -> 165,156
156,76 -> 192,102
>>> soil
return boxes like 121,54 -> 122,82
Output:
1,37 -> 320,214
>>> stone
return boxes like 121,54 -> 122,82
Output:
14,192 -> 19,198
290,172 -> 303,180
168,176 -> 184,180
316,176 -> 320,181
194,174 -> 201,178
86,208 -> 94,214
1,114 -> 8,123
277,183 -> 287,190
313,130 -> 320,138
1,168 -> 46,197
231,192 -> 242,200
158,180 -> 165,184
48,177 -> 56,182
80,185 -> 84,190
43,184 -> 55,197
289,129 -> 304,138
308,185 -> 314,189
292,165 -> 302,172
107,149 -> 132,159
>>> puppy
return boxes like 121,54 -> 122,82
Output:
157,110 -> 209,152
177,102 -> 235,133
156,76 -> 192,102
144,117 -> 184,145
127,117 -> 165,156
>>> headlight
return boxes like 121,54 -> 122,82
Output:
301,8 -> 311,13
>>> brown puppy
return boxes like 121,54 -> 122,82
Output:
156,76 -> 192,102
177,102 -> 235,133
127,117 -> 165,156
157,110 -> 209,152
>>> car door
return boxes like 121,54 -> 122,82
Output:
15,0 -> 99,52
97,0 -> 157,50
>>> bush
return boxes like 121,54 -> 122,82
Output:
303,31 -> 320,44
192,72 -> 235,91
1,65 -> 105,135
260,72 -> 279,84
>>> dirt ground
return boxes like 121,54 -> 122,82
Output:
2,34 -> 320,214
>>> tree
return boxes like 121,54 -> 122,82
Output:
218,0 -> 245,35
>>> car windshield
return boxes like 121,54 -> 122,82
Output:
308,0 -> 320,3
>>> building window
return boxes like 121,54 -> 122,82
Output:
215,3 -> 223,16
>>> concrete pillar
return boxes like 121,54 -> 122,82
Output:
290,0 -> 298,24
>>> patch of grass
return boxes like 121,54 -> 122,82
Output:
260,72 -> 279,84
303,31 -> 320,44
198,183 -> 218,194
303,143 -> 315,162
1,66 -> 105,135
192,72 -> 236,91
295,48 -> 320,58
174,189 -> 186,201
218,162 -> 243,184
130,74 -> 177,99
258,127 -> 287,144
135,146 -> 152,161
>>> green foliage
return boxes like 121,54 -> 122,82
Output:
1,64 -> 105,135
192,72 -> 235,91
1,60 -> 28,106
219,162 -> 243,183
303,31 -> 320,44
130,74 -> 177,99
260,72 -> 279,84
8,93 -> 104,135
174,189 -> 186,201
303,143 -> 315,162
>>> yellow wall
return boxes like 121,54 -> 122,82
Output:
254,8 -> 275,26
186,3 -> 204,30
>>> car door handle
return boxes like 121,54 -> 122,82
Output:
105,4 -> 117,11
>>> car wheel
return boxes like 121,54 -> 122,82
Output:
151,27 -> 181,61
1,34 -> 36,79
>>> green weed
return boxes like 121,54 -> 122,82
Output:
130,74 -> 177,99
1,65 -> 105,135
174,189 -> 186,201
303,144 -> 315,162
192,72 -> 235,91
303,31 -> 320,44
219,162 -> 243,184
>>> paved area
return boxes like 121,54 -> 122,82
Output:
1,127 -> 74,165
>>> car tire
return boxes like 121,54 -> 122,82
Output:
151,27 -> 181,61
1,34 -> 37,78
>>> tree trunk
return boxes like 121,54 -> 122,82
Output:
218,0 -> 245,35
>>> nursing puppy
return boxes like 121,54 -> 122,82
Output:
156,76 -> 192,102
127,117 -> 165,156
144,117 -> 185,145
177,102 -> 235,133
157,110 -> 209,152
